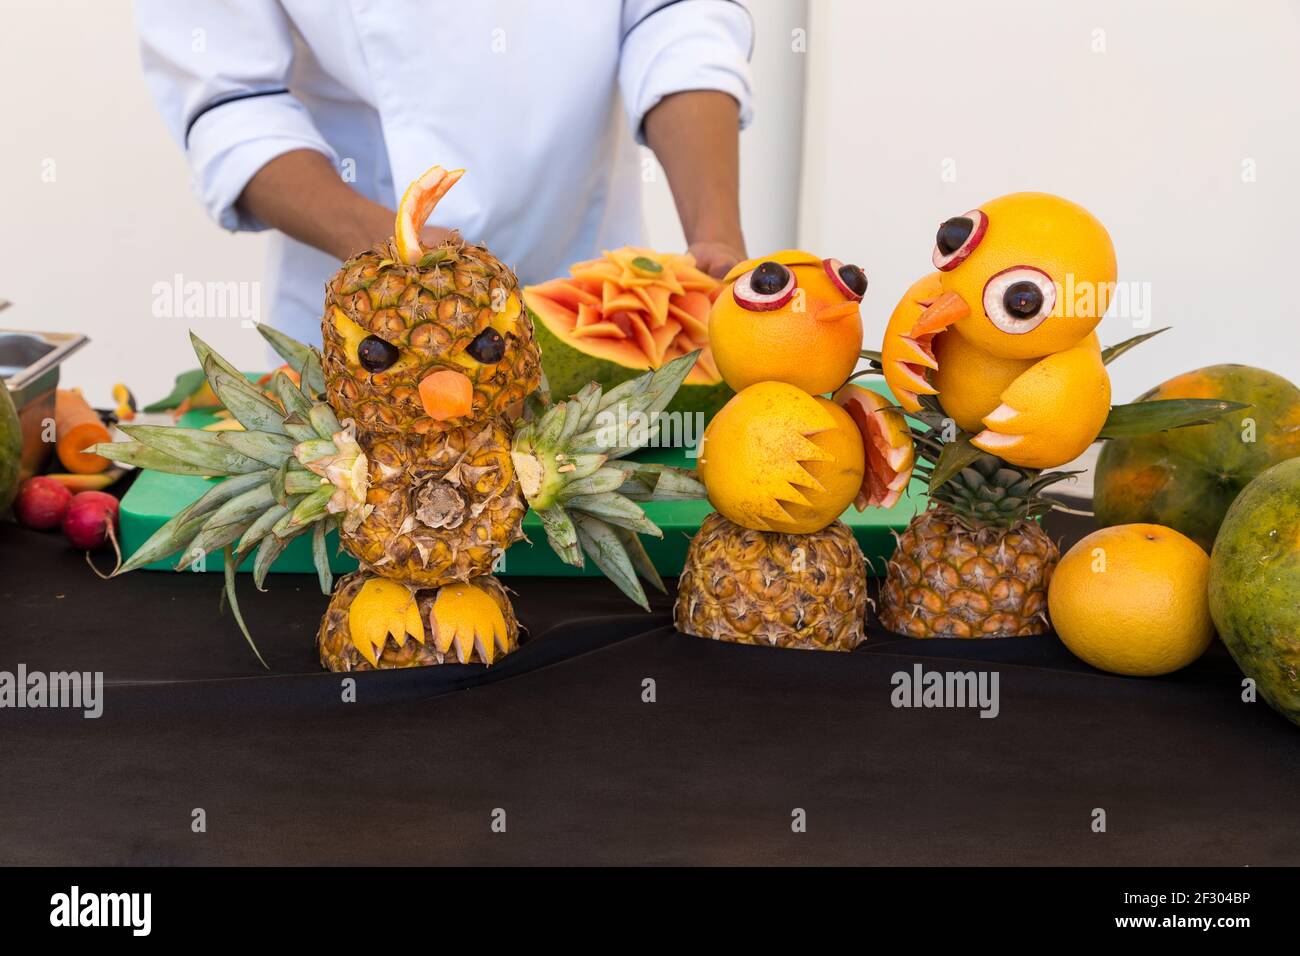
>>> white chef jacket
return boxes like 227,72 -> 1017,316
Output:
135,0 -> 755,345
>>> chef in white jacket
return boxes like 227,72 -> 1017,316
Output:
134,0 -> 755,345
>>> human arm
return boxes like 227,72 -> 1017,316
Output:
643,91 -> 745,277
233,150 -> 451,261
619,0 -> 754,276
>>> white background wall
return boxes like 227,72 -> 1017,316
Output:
4,0 -> 1299,408
801,0 -> 1300,402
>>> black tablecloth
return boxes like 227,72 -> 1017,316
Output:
0,512 -> 1296,866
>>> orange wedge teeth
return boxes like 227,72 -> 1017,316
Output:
881,287 -> 969,411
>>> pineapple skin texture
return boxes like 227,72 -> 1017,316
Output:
880,506 -> 1058,638
319,572 -> 519,671
323,236 -> 540,436
318,235 -> 540,668
342,420 -> 526,587
674,513 -> 868,651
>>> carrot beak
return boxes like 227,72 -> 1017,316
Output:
813,300 -> 862,323
912,291 -> 969,335
418,369 -> 473,420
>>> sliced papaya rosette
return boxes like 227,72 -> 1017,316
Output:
523,248 -> 733,419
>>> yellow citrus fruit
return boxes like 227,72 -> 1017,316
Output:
966,333 -> 1111,469
1048,523 -> 1214,676
698,380 -> 864,533
710,250 -> 863,395
932,328 -> 1036,433
943,192 -> 1116,360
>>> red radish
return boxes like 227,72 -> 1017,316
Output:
62,491 -> 120,551
14,476 -> 74,530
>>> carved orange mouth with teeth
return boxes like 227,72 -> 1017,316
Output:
881,274 -> 970,412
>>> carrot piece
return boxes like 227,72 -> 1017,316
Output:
55,389 -> 111,474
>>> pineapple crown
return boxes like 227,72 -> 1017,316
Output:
94,326 -> 706,666
511,351 -> 706,610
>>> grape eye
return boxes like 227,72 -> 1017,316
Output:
466,327 -> 506,363
1003,281 -> 1043,318
358,335 -> 399,372
823,258 -> 867,301
733,261 -> 796,311
932,209 -> 988,271
982,266 -> 1056,334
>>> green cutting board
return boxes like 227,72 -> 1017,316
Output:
119,383 -> 923,577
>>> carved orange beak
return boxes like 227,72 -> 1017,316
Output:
418,369 -> 473,420
912,290 -> 969,334
814,300 -> 861,323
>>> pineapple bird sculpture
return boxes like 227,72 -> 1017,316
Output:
96,165 -> 707,670
673,251 -> 915,651
875,192 -> 1245,638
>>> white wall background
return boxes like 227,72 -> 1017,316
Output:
801,0 -> 1300,402
3,0 -> 1299,408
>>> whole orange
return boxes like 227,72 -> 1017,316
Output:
1048,523 -> 1213,676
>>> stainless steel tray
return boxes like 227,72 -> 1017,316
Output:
1,326 -> 89,408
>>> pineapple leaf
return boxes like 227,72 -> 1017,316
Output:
1098,398 -> 1249,439
536,506 -> 581,567
615,462 -> 705,501
202,484 -> 277,531
556,466 -> 627,500
612,525 -> 665,594
308,403 -> 342,440
1100,327 -> 1169,366
252,534 -> 288,592
257,323 -> 326,398
177,516 -> 256,571
178,472 -> 276,519
573,382 -> 605,433
559,396 -> 586,443
201,358 -> 289,436
281,412 -> 318,443
116,513 -> 209,575
270,458 -> 291,506
283,469 -> 324,496
115,426 -> 270,475
224,546 -> 269,669
289,485 -> 333,527
928,435 -> 985,489
635,351 -> 699,418
562,493 -> 662,537
311,519 -> 333,596
572,513 -> 649,611
273,369 -> 313,419
536,402 -> 567,448
235,501 -> 294,556
216,429 -> 297,467
92,440 -> 227,477
189,332 -> 247,392
115,470 -> 273,573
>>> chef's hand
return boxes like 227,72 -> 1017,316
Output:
687,239 -> 746,279
420,225 -> 456,249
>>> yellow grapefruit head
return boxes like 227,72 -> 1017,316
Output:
711,250 -> 864,395
938,192 -> 1116,360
